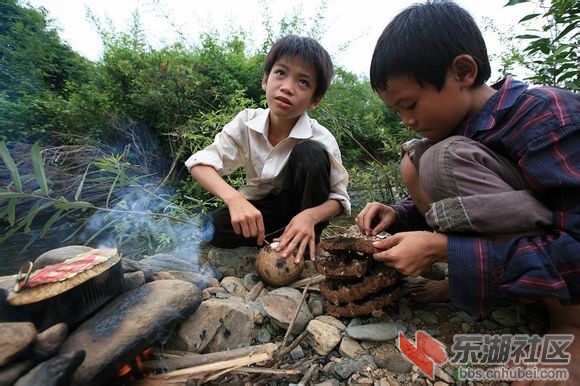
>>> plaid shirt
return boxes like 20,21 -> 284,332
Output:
389,77 -> 580,316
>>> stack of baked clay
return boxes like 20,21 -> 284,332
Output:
314,234 -> 404,318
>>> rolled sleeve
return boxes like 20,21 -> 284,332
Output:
185,149 -> 224,173
330,192 -> 351,215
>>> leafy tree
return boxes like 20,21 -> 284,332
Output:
507,0 -> 579,89
1,0 -> 90,142
310,68 -> 409,164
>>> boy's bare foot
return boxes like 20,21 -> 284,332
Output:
407,278 -> 450,303
511,299 -> 580,386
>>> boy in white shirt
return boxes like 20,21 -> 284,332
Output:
185,35 -> 350,264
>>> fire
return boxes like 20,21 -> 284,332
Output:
117,347 -> 154,381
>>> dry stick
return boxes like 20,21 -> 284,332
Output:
270,329 -> 309,368
147,351 -> 275,381
243,277 -> 314,385
270,276 -> 314,367
281,276 -> 313,349
132,379 -> 187,386
245,280 -> 265,301
289,274 -> 326,289
229,367 -> 302,376
298,363 -> 320,385
142,343 -> 277,374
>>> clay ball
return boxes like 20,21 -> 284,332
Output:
255,242 -> 305,287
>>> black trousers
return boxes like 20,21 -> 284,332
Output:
203,140 -> 332,248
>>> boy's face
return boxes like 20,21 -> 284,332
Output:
262,56 -> 321,123
377,73 -> 472,140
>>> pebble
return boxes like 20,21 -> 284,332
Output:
346,322 -> 407,342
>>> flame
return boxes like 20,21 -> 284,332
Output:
117,347 -> 154,380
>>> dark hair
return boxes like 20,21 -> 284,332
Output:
264,35 -> 334,100
370,2 -> 491,92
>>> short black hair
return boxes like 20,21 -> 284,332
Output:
370,1 -> 491,92
264,35 -> 334,100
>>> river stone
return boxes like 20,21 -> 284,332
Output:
15,350 -> 85,386
260,287 -> 313,335
206,246 -> 259,277
346,322 -> 406,342
34,246 -> 94,269
306,319 -> 341,356
168,296 -> 255,353
32,322 -> 68,360
491,308 -> 520,327
60,279 -> 201,386
315,315 -> 346,332
0,322 -> 37,366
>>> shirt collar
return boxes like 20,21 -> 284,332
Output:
245,108 -> 312,139
458,77 -> 529,134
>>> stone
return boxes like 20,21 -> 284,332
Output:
34,246 -> 93,269
260,287 -> 313,335
491,308 -> 520,327
315,315 -> 346,332
346,322 -> 406,342
60,279 -> 201,385
206,246 -> 259,277
0,322 -> 37,367
338,336 -> 364,358
32,323 -> 68,361
122,271 -> 146,292
170,296 -> 255,353
14,350 -> 85,386
242,272 -> 261,291
306,319 -> 341,356
220,276 -> 249,298
414,310 -> 438,325
385,353 -> 413,374
0,360 -> 29,385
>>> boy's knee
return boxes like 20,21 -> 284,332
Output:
419,136 -> 480,199
289,140 -> 329,168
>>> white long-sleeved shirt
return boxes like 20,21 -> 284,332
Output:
185,108 -> 351,215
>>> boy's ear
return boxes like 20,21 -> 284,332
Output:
309,96 -> 322,109
451,54 -> 478,88
261,73 -> 268,91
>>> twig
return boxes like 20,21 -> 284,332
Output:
245,281 -> 265,301
298,363 -> 320,385
143,343 -> 277,372
281,276 -> 313,349
229,367 -> 302,376
289,274 -> 326,289
270,329 -> 309,367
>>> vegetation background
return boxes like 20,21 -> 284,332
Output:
0,0 -> 577,268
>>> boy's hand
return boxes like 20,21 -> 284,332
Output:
275,211 -> 317,264
355,202 -> 397,235
228,197 -> 265,246
371,231 -> 448,276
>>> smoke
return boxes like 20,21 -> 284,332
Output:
79,122 -> 215,273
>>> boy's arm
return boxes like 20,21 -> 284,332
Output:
276,198 -> 343,263
190,165 -> 265,245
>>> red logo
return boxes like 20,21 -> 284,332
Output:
398,331 -> 448,378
